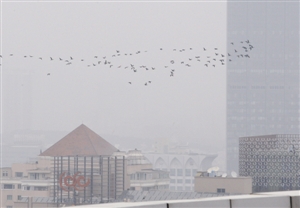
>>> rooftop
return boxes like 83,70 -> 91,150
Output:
39,124 -> 118,157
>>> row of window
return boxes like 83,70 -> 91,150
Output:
6,194 -> 22,200
170,179 -> 194,184
2,171 -> 48,179
3,184 -> 21,189
170,169 -> 197,177
2,184 -> 48,191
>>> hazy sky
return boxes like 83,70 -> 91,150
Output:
2,1 -> 227,150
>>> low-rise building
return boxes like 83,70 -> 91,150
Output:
125,149 -> 170,191
1,157 -> 53,208
194,171 -> 252,194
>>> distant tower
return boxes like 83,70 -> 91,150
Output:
226,1 -> 300,172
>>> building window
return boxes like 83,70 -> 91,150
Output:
170,179 -> 176,183
170,169 -> 176,176
7,195 -> 12,200
2,171 -> 8,177
217,188 -> 225,193
30,173 -> 39,180
185,169 -> 191,176
185,179 -> 191,184
34,186 -> 47,191
177,169 -> 183,176
18,184 -> 22,189
18,195 -> 22,200
177,179 -> 183,183
3,184 -> 14,189
7,206 -> 13,208
15,172 -> 23,177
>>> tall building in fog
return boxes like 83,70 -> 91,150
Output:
227,1 -> 300,172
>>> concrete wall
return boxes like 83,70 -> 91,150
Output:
194,177 -> 252,194
73,191 -> 300,208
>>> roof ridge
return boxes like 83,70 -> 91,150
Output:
83,125 -> 98,155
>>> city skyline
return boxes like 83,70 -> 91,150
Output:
1,2 -> 227,161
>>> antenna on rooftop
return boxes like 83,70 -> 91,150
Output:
231,171 -> 237,178
221,173 -> 227,177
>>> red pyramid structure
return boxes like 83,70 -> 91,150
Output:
40,124 -> 117,156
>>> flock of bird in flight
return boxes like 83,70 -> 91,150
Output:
0,40 -> 254,86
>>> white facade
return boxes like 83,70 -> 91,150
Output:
144,153 -> 217,191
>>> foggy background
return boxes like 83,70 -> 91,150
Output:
1,2 -> 227,167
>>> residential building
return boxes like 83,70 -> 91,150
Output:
227,0 -> 300,172
1,157 -> 53,208
239,134 -> 300,192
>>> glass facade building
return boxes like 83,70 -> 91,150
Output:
227,1 -> 300,172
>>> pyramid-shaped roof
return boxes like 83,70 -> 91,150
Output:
40,124 -> 118,157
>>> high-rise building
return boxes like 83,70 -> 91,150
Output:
227,1 -> 300,172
